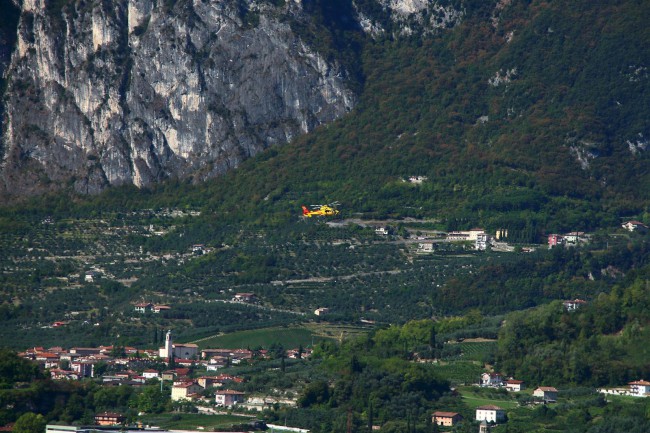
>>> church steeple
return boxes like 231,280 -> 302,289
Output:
165,329 -> 173,357
159,329 -> 174,359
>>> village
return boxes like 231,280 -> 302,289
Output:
19,319 -> 650,433
21,329 -> 311,413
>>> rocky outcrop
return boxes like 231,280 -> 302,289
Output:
0,0 -> 465,196
0,0 -> 359,195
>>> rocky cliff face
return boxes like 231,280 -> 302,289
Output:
0,0 -> 463,196
0,0 -> 360,195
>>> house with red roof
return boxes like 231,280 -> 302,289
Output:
505,379 -> 525,392
629,380 -> 650,397
432,411 -> 462,426
533,386 -> 558,402
134,302 -> 153,313
563,299 -> 588,311
622,221 -> 648,232
215,389 -> 246,407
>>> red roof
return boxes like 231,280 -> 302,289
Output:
175,382 -> 200,388
564,299 -> 587,304
432,411 -> 460,418
476,405 -> 504,411
629,380 -> 650,386
95,412 -> 125,418
216,389 -> 245,395
506,380 -> 524,384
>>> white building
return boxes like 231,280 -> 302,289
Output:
476,233 -> 490,251
159,330 -> 198,359
475,405 -> 505,423
629,380 -> 650,397
622,221 -> 648,232
563,299 -> 587,311
142,369 -> 159,379
481,372 -> 504,387
505,380 -> 525,392
314,307 -> 330,316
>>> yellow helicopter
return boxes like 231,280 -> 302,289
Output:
301,202 -> 340,218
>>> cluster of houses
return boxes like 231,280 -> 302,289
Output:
20,330 -> 309,393
429,375 -> 561,430
18,330 -> 315,416
480,372 -> 558,401
169,374 -> 246,407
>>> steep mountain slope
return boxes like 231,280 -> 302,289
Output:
0,0 -> 466,197
1,0 -> 649,230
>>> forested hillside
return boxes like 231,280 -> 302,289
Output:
209,0 -> 650,231
496,269 -> 650,387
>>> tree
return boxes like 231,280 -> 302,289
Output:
131,386 -> 169,414
13,413 -> 46,433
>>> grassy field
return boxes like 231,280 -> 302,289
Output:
194,323 -> 371,349
304,322 -> 372,340
138,413 -> 253,430
194,325 -> 325,349
432,361 -> 483,385
458,387 -> 519,410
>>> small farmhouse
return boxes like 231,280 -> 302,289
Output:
233,293 -> 257,303
153,305 -> 171,313
481,372 -> 504,387
622,221 -> 648,232
505,379 -> 525,392
563,299 -> 588,311
533,386 -> 558,402
215,389 -> 246,407
134,303 -> 153,313
431,411 -> 462,426
314,307 -> 330,316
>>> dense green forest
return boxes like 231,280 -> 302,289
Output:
496,272 -> 650,387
